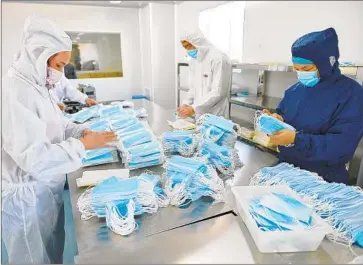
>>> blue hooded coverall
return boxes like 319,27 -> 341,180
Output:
276,28 -> 363,184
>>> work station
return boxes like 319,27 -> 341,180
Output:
2,1 -> 363,264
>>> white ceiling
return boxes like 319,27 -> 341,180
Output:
4,0 -> 183,8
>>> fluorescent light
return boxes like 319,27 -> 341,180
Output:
110,1 -> 122,3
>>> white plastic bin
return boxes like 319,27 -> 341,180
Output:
232,185 -> 327,253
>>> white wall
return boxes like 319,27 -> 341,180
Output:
2,2 -> 142,101
149,3 -> 176,109
139,4 -> 153,99
243,1 -> 363,64
175,1 -> 363,64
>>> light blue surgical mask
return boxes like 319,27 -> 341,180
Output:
296,70 -> 320,87
187,49 -> 198,59
119,130 -> 153,149
162,131 -> 196,156
257,113 -> 296,135
125,141 -> 163,170
199,142 -> 242,175
82,151 -> 117,167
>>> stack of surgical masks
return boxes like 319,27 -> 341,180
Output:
82,148 -> 119,167
250,163 -> 363,248
249,192 -> 313,232
99,104 -> 128,119
198,142 -> 242,176
255,111 -> 295,135
161,131 -> 198,156
118,129 -> 154,150
123,141 -> 165,170
77,173 -> 168,236
163,156 -> 224,207
68,105 -> 101,123
196,114 -> 239,147
87,119 -> 110,133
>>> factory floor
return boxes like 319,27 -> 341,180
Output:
1,189 -> 78,264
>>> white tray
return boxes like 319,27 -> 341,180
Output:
232,185 -> 328,253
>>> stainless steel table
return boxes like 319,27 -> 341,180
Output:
68,100 -> 233,258
68,100 -> 363,264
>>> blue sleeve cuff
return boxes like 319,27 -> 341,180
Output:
293,131 -> 307,150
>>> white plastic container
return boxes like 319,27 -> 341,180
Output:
232,185 -> 327,253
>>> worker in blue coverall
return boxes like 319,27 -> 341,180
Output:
264,27 -> 363,184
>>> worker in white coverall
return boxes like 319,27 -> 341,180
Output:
177,30 -> 232,119
1,16 -> 116,264
51,74 -> 97,111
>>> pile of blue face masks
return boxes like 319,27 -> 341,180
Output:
118,129 -> 154,150
68,105 -> 101,123
196,114 -> 238,147
82,148 -> 119,167
198,142 -> 242,176
255,111 -> 295,135
249,192 -> 313,232
163,155 -> 224,206
99,105 -> 127,119
161,131 -> 198,156
87,119 -> 110,132
109,117 -> 139,132
124,141 -> 165,170
77,173 -> 168,235
251,163 -> 363,248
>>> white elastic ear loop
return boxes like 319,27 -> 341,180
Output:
105,200 -> 138,236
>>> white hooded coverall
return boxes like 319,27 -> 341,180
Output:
2,16 -> 86,264
52,74 -> 88,104
181,30 -> 232,119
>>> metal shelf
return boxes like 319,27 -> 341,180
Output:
230,95 -> 282,112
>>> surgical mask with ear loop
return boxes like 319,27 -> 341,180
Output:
46,67 -> 63,89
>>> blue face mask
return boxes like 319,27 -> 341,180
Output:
296,70 -> 320,87
257,113 -> 296,135
187,49 -> 198,59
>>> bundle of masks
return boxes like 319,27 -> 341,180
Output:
67,105 -> 101,123
196,114 -> 239,147
249,192 -> 314,232
123,141 -> 165,170
161,131 -> 198,157
250,163 -> 363,248
254,111 -> 295,135
77,173 -> 169,236
82,147 -> 119,167
163,156 -> 224,207
198,141 -> 242,176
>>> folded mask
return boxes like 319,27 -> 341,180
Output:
256,113 -> 295,135
118,130 -> 153,149
199,141 -> 242,175
161,131 -> 197,156
124,141 -> 164,170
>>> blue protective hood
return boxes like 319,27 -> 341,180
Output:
291,28 -> 341,79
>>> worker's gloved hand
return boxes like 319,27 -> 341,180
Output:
262,109 -> 284,122
177,104 -> 195,118
57,103 -> 65,111
80,132 -> 117,150
269,129 -> 296,146
85,98 -> 97,106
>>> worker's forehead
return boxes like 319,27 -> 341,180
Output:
293,63 -> 318,71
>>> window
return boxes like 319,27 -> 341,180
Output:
66,32 -> 123,79
199,1 -> 245,63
